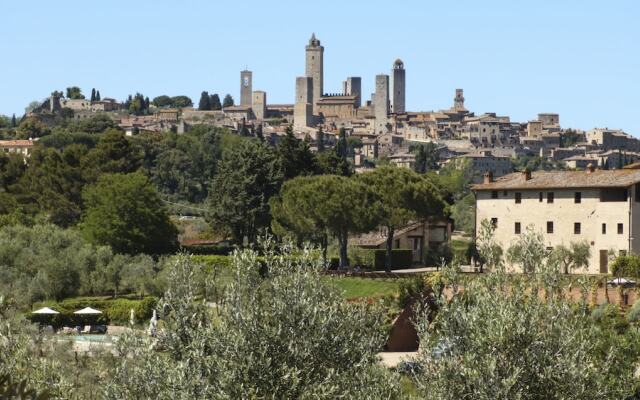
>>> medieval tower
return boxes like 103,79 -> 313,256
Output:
453,88 -> 465,111
374,74 -> 390,134
390,59 -> 405,114
305,33 -> 324,115
240,70 -> 252,106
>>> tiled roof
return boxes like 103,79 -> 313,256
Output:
0,140 -> 34,147
473,169 -> 640,191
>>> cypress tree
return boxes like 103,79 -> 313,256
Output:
96,90 -> 101,101
210,94 -> 222,110
316,127 -> 325,152
198,91 -> 211,110
11,114 -> 16,128
222,94 -> 234,108
90,88 -> 96,102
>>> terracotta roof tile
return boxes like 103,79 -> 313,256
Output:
473,169 -> 640,191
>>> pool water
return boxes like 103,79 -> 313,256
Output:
62,334 -> 113,343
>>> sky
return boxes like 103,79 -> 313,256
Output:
1,0 -> 638,134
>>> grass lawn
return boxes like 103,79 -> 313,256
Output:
324,276 -> 404,299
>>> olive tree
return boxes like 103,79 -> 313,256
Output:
106,242 -> 399,399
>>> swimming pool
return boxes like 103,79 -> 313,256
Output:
59,334 -> 114,343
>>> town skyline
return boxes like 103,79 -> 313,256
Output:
1,0 -> 638,134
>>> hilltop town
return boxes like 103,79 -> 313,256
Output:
5,33 -> 638,180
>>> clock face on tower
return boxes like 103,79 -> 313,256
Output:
243,76 -> 249,87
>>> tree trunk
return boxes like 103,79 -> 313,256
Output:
385,226 -> 394,273
322,233 -> 328,267
338,230 -> 349,270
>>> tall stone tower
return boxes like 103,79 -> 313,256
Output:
252,91 -> 266,120
305,33 -> 324,115
453,89 -> 465,111
240,70 -> 252,106
374,74 -> 390,134
390,59 -> 405,114
294,76 -> 313,129
343,77 -> 362,108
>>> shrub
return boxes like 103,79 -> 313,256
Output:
424,244 -> 453,267
373,249 -> 412,270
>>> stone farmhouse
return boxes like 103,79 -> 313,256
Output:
473,167 -> 640,274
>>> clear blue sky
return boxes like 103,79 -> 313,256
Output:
1,0 -> 638,134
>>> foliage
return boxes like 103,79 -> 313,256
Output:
65,86 -> 84,99
506,225 -> 547,273
327,277 -> 403,300
198,91 -> 211,110
105,245 -> 400,399
171,95 -> 193,108
512,155 -> 565,172
124,92 -> 150,115
356,166 -> 446,271
611,254 -> 640,278
476,218 -> 503,271
152,95 -> 173,108
222,94 -> 234,107
450,192 -> 475,233
412,142 -> 439,173
209,93 -> 222,110
412,266 -> 640,399
16,117 -> 50,139
373,249 -> 413,270
271,175 -> 380,268
561,128 -> 583,147
81,172 -> 178,255
277,126 -> 317,179
207,138 -> 282,244
549,241 -> 591,274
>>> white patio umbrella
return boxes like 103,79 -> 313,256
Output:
73,307 -> 102,315
608,278 -> 636,286
32,307 -> 60,314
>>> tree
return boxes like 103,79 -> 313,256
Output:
170,95 -> 192,108
198,91 -> 211,110
207,139 -> 283,244
95,90 -> 101,101
506,225 -> 547,273
11,114 -> 16,128
413,142 -> 439,173
277,126 -> 317,179
412,265 -> 640,399
336,128 -> 348,159
210,93 -> 222,110
16,117 -> 50,139
106,249 -> 399,399
222,94 -> 234,108
316,148 -> 352,176
83,129 -> 142,177
126,92 -> 150,115
65,86 -> 84,99
356,167 -> 446,271
611,254 -> 640,279
255,123 -> 264,141
316,126 -> 325,152
81,172 -> 178,255
272,175 -> 379,268
152,95 -> 172,108
549,241 -> 591,274
90,88 -> 96,102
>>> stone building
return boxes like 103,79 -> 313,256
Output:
586,128 -> 640,152
294,76 -> 313,129
460,150 -> 512,182
316,94 -> 358,119
240,70 -> 252,106
305,33 -> 324,115
0,139 -> 34,159
473,168 -> 640,274
390,59 -> 405,114
252,91 -> 266,120
343,77 -> 362,108
453,89 -> 466,111
374,74 -> 390,134
352,220 -> 453,265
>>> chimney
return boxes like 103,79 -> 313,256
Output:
522,169 -> 532,181
483,171 -> 493,184
586,163 -> 595,174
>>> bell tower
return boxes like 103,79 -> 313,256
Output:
305,33 -> 324,115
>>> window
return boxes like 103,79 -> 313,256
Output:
491,191 -> 498,199
600,188 -> 628,202
395,239 -> 400,248
602,223 -> 607,234
503,191 -> 507,197
575,192 -> 581,203
515,222 -> 521,234
491,218 -> 498,227
547,192 -> 554,203
618,223 -> 624,234
515,192 -> 522,204
539,192 -> 543,202
547,221 -> 554,233
574,222 -> 581,234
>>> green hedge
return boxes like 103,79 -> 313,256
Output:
29,296 -> 158,328
192,255 -> 233,273
373,249 -> 413,270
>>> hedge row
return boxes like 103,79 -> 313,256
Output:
29,296 -> 158,328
